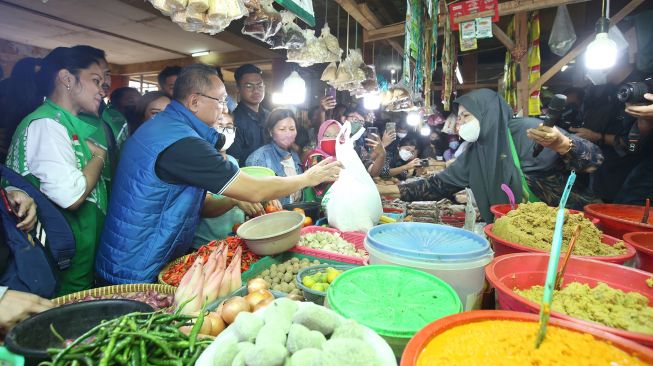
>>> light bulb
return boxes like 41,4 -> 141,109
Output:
282,71 -> 306,104
585,32 -> 617,70
420,125 -> 431,136
363,93 -> 381,110
561,64 -> 568,72
406,111 -> 420,126
391,79 -> 396,84
391,69 -> 396,74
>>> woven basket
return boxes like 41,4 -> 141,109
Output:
52,283 -> 176,306
295,264 -> 357,305
158,253 -> 195,286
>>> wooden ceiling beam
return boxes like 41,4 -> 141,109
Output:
529,0 -> 645,94
114,50 -> 279,75
363,0 -> 591,43
335,0 -> 403,54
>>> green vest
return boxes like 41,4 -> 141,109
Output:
6,99 -> 108,295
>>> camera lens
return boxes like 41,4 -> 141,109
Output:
616,80 -> 653,103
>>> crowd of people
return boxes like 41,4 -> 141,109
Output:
0,42 -> 651,331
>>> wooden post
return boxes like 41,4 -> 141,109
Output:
514,12 -> 529,116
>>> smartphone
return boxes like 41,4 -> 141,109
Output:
325,86 -> 336,99
420,159 -> 430,167
385,122 -> 396,136
366,126 -> 379,139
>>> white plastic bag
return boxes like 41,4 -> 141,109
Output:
323,122 -> 382,232
548,5 -> 577,56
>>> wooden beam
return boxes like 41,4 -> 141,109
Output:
358,3 -> 384,29
363,0 -> 591,42
492,23 -> 515,50
336,0 -> 404,55
114,50 -> 280,75
529,0 -> 645,93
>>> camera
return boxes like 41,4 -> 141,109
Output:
419,159 -> 429,167
616,79 -> 653,103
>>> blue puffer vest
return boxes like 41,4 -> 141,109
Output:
95,101 -> 219,284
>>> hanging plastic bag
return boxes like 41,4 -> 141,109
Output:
242,1 -> 282,42
207,0 -> 247,26
548,5 -> 577,56
321,62 -> 337,81
166,0 -> 188,12
269,11 -> 305,49
323,122 -> 382,232
187,0 -> 209,12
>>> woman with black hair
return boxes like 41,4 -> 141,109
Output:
245,108 -> 303,204
5,46 -> 108,295
383,136 -> 423,181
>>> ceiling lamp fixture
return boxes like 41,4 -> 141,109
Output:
191,51 -> 210,57
585,0 -> 617,70
363,93 -> 381,110
407,111 -> 420,126
282,71 -> 306,105
391,68 -> 396,74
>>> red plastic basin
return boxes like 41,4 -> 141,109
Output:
401,310 -> 653,365
490,204 -> 600,226
484,224 -> 637,265
584,204 -> 653,239
485,253 -> 653,348
624,232 -> 653,273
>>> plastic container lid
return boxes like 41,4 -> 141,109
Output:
240,166 -> 276,177
326,265 -> 462,338
366,223 -> 491,262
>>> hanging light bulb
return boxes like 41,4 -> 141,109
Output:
391,78 -> 396,84
282,71 -> 306,104
391,68 -> 396,74
420,124 -> 431,136
585,13 -> 617,70
363,93 -> 381,110
406,111 -> 420,126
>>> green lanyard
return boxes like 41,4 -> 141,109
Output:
507,130 -> 540,203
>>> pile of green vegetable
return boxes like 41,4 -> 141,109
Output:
298,232 -> 367,258
40,304 -> 211,366
212,298 -> 382,366
256,258 -> 322,296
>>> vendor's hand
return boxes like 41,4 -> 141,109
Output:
319,96 -> 337,111
625,93 -> 653,119
527,124 -> 570,154
304,157 -> 343,186
0,290 -> 53,330
268,199 -> 283,211
7,190 -> 37,231
236,201 -> 265,217
365,134 -> 385,156
381,129 -> 397,148
376,184 -> 400,198
404,158 -> 422,170
86,140 -> 107,160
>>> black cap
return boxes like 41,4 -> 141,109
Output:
234,64 -> 262,83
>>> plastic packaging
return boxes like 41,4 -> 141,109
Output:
323,122 -> 382,232
548,5 -> 577,56
320,62 -> 337,82
269,11 -> 305,49
364,222 -> 493,311
485,253 -> 653,348
242,2 -> 282,42
287,25 -> 342,67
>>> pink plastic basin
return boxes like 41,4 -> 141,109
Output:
484,224 -> 637,265
485,252 -> 653,348
624,232 -> 653,273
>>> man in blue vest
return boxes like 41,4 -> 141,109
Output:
95,64 -> 342,284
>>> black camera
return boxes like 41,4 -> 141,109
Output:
616,79 -> 653,103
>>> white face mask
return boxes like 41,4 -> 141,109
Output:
399,149 -> 414,161
458,117 -> 481,142
220,130 -> 236,151
397,132 -> 408,139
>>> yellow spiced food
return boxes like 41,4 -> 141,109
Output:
416,320 -> 649,366
515,282 -> 653,334
492,202 -> 627,256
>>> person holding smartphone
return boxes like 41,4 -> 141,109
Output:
343,108 -> 389,177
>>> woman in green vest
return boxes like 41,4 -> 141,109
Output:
377,89 -> 603,224
6,46 -> 108,295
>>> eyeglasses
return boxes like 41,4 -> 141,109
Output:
241,82 -> 265,91
198,93 -> 228,107
216,126 -> 236,134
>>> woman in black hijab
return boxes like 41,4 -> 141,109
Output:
377,89 -> 603,223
